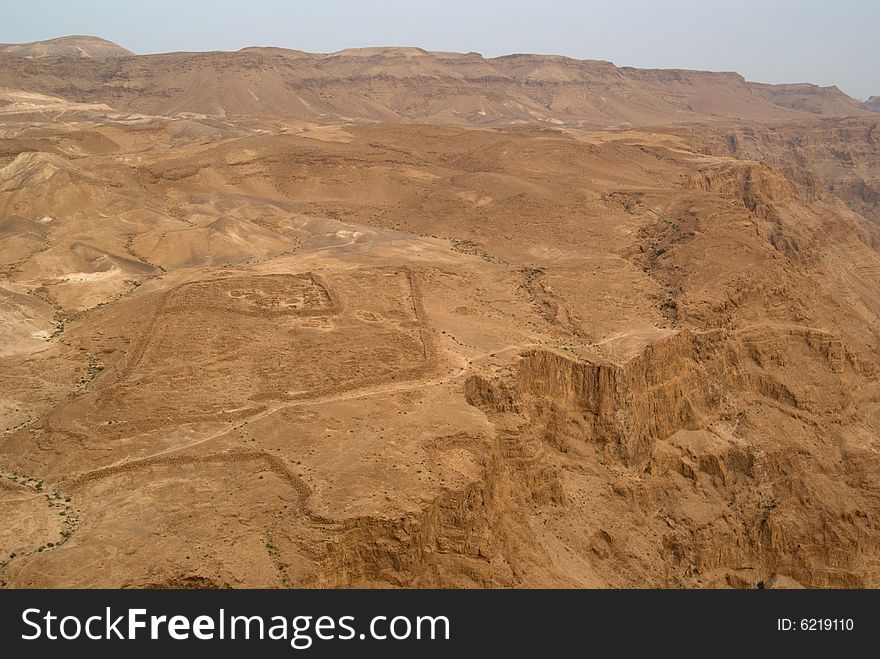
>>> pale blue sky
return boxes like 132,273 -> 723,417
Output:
1,0 -> 877,100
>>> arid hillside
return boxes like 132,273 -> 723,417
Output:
1,40 -> 880,589
0,37 -> 874,126
0,36 -> 134,59
701,118 -> 880,224
748,82 -> 870,117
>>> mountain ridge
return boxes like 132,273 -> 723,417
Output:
0,35 -> 134,59
0,36 -> 871,127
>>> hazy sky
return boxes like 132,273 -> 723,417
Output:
1,0 -> 878,100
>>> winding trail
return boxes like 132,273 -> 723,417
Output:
2,322 -> 830,501
53,344 -> 526,489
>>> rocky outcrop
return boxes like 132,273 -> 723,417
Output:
458,321 -> 880,588
317,455 -> 519,587
687,161 -> 795,221
468,331 -> 728,467
706,118 -> 880,225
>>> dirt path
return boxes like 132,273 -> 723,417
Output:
9,322 -> 829,499
53,344 -> 526,489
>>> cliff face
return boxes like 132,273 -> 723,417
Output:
462,322 -> 880,587
501,333 -> 725,467
706,117 -> 880,225
749,82 -> 869,117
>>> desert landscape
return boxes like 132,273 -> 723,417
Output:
1,35 -> 879,589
